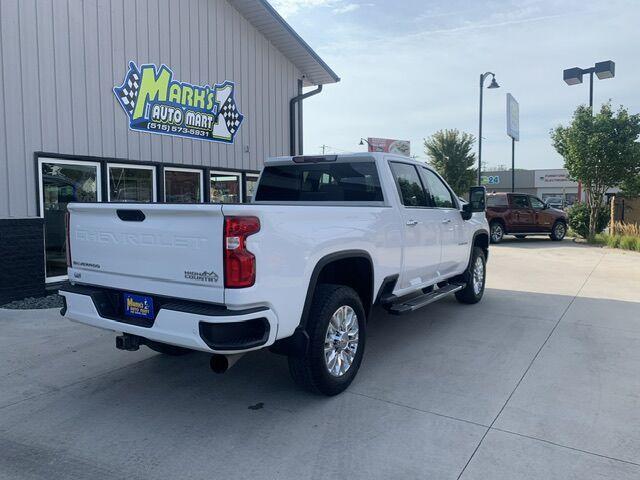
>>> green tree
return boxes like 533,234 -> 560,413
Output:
551,103 -> 640,237
424,129 -> 477,195
620,173 -> 640,197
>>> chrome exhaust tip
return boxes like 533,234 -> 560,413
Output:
209,353 -> 244,374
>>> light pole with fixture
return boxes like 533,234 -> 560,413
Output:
563,60 -> 615,109
359,138 -> 372,148
478,72 -> 500,185
563,61 -> 615,202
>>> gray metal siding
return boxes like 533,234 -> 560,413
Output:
0,0 -> 301,218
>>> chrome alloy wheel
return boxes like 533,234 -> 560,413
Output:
490,224 -> 503,242
324,305 -> 359,377
554,222 -> 566,239
473,256 -> 485,295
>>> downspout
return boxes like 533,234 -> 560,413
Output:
289,80 -> 323,155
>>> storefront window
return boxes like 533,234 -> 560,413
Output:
210,172 -> 241,203
245,174 -> 259,203
39,159 -> 101,281
108,164 -> 156,202
164,168 -> 203,203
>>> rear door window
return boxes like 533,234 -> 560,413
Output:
389,162 -> 429,207
511,195 -> 530,209
487,195 -> 508,207
255,161 -> 383,202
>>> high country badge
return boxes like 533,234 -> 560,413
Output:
114,61 -> 243,143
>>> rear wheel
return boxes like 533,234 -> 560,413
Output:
455,247 -> 487,304
490,221 -> 504,244
145,340 -> 192,356
550,221 -> 567,241
288,284 -> 366,396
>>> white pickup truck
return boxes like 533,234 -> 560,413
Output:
60,153 -> 489,395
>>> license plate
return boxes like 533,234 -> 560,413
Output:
123,293 -> 154,320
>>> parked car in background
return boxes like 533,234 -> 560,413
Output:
486,192 -> 568,243
544,196 -> 565,210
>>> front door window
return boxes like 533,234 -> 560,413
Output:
39,159 -> 101,281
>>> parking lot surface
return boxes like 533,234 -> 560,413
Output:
1,239 -> 639,479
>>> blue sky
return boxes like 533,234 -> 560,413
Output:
272,0 -> 640,170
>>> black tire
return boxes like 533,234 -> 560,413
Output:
550,221 -> 567,241
455,247 -> 487,305
515,235 -> 526,239
490,221 -> 504,244
288,284 -> 366,396
145,340 -> 192,356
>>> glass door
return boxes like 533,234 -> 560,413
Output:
210,171 -> 241,203
38,158 -> 102,282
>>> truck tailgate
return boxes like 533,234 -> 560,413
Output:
67,203 -> 225,304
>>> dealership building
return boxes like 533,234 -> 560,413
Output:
0,0 -> 339,303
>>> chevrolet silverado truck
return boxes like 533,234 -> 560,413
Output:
486,192 -> 568,244
59,153 -> 489,395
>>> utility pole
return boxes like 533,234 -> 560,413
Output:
320,144 -> 328,154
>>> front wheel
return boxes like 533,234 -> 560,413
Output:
550,221 -> 567,241
455,247 -> 487,304
288,284 -> 366,396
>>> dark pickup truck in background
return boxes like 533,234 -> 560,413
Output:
486,192 -> 568,243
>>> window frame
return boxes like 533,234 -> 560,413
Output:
163,166 -> 204,203
106,162 -> 157,202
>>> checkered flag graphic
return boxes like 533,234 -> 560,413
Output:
114,62 -> 141,118
220,96 -> 243,135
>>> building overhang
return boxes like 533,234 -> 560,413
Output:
229,0 -> 340,86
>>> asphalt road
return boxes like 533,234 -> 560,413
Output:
1,239 -> 639,479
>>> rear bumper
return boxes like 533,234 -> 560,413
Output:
58,284 -> 278,354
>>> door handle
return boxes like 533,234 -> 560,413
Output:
406,220 -> 419,226
442,218 -> 452,224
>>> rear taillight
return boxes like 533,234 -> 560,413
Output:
65,210 -> 72,268
224,216 -> 260,288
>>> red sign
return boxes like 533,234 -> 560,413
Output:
367,137 -> 411,157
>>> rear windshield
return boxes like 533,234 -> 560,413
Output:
487,195 -> 508,207
255,162 -> 384,202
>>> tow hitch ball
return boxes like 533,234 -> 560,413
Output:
115,333 -> 141,351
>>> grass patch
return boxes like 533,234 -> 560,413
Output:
589,232 -> 640,252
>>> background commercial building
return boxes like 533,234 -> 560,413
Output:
0,0 -> 339,303
483,168 -> 580,205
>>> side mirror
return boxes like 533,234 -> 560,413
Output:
543,202 -> 550,210
461,186 -> 486,220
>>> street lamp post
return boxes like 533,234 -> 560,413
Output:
563,61 -> 615,202
478,72 -> 500,185
563,60 -> 615,109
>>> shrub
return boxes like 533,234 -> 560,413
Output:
567,202 -> 609,239
620,235 -> 637,251
607,235 -> 621,249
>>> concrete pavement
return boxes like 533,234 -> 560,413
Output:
1,239 -> 639,479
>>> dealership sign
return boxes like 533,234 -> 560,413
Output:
114,61 -> 243,143
506,93 -> 519,141
367,137 -> 411,157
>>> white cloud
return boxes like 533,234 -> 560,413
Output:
270,0 -> 337,18
332,4 -> 361,14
